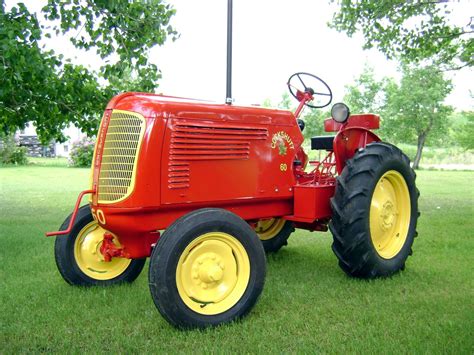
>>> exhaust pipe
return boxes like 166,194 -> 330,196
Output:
226,0 -> 233,104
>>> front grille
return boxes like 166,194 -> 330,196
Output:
97,110 -> 145,203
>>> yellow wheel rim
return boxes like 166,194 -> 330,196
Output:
176,232 -> 250,315
74,222 -> 132,280
255,218 -> 286,241
370,170 -> 411,259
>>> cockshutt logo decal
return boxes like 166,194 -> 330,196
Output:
271,131 -> 294,156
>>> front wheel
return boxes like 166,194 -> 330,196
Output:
54,205 -> 146,286
329,142 -> 419,278
149,208 -> 266,329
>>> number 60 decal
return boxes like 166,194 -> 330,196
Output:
91,208 -> 106,225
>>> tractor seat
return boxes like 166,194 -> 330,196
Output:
311,135 -> 335,150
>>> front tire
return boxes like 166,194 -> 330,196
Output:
149,208 -> 266,329
54,205 -> 146,286
329,142 -> 419,278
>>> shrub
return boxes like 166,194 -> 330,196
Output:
69,137 -> 95,167
0,135 -> 28,165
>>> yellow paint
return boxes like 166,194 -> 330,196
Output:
176,232 -> 250,315
255,218 -> 286,241
280,163 -> 287,171
88,112 -> 108,201
91,208 -> 97,221
96,209 -> 106,225
74,221 -> 131,280
369,170 -> 411,259
271,131 -> 295,150
97,110 -> 146,204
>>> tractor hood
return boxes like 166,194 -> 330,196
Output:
106,92 -> 295,126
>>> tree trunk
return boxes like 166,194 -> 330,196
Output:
413,133 -> 426,169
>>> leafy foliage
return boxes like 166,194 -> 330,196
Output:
455,111 -> 474,150
343,64 -> 453,169
0,1 -> 176,143
0,134 -> 28,165
42,0 -> 177,87
68,137 -> 95,167
331,0 -> 473,70
302,109 -> 330,139
343,65 -> 385,114
384,66 -> 453,139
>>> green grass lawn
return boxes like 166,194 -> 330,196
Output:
1,166 -> 473,353
28,156 -> 69,167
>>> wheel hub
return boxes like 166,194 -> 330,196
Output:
74,222 -> 131,280
176,232 -> 250,315
369,171 -> 411,259
193,253 -> 225,285
380,200 -> 396,231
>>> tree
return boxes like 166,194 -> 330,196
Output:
343,65 -> 385,114
331,0 -> 473,70
342,65 -> 397,140
263,92 -> 295,110
384,65 -> 453,169
455,111 -> 474,150
0,1 -> 176,143
301,109 -> 330,139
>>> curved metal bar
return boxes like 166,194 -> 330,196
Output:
45,189 -> 95,237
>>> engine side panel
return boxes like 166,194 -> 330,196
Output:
161,110 -> 303,207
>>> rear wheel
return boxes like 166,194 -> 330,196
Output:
54,205 -> 145,286
329,142 -> 419,278
149,208 -> 266,329
255,218 -> 294,253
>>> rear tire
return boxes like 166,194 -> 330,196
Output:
329,142 -> 419,278
254,218 -> 294,253
149,208 -> 266,329
54,205 -> 146,286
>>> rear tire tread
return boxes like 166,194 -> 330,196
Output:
330,142 -> 420,279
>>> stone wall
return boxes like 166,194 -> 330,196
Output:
18,135 -> 56,157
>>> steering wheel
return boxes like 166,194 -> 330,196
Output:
287,72 -> 333,108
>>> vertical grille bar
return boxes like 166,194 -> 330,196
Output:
97,110 -> 146,203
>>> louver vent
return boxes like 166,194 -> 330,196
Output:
98,110 -> 145,203
170,122 -> 268,161
168,161 -> 190,189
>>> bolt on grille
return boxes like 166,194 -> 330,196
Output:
97,110 -> 145,203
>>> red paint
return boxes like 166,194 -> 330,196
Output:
100,233 -> 130,262
294,90 -> 314,118
91,110 -> 111,204
324,114 -> 380,132
47,92 -> 382,259
333,127 -> 381,174
291,184 -> 334,220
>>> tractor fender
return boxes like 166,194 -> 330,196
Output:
333,127 -> 381,174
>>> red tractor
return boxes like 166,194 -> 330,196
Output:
46,3 -> 419,329
47,71 -> 419,328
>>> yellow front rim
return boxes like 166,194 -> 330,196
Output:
176,232 -> 250,315
370,170 -> 411,259
74,222 -> 132,280
255,218 -> 286,241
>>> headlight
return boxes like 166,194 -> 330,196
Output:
331,103 -> 350,123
